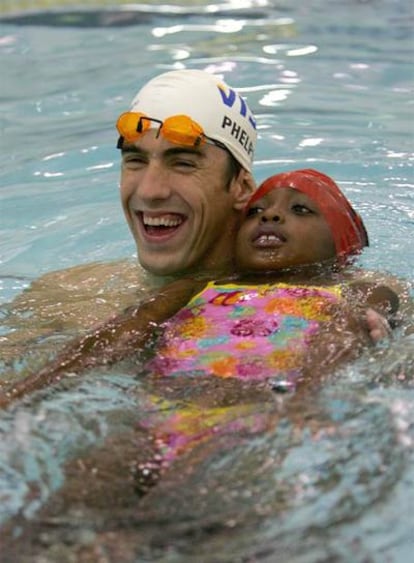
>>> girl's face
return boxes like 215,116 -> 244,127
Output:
236,187 -> 336,272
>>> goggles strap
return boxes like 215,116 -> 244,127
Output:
138,116 -> 162,134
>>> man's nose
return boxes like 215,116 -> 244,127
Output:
135,160 -> 172,201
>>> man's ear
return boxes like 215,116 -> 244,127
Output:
231,169 -> 256,210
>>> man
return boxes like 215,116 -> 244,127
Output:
117,69 -> 257,276
0,70 -> 257,364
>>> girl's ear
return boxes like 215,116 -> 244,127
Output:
231,169 -> 256,210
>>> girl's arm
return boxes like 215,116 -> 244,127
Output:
0,278 -> 203,408
349,281 -> 399,315
346,281 -> 402,333
295,280 -> 406,395
340,280 -> 406,342
350,271 -> 413,337
292,282 -> 397,393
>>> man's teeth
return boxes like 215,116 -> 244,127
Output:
143,215 -> 182,227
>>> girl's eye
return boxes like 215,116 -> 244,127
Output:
292,204 -> 313,215
246,206 -> 264,217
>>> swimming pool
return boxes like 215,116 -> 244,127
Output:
0,0 -> 413,561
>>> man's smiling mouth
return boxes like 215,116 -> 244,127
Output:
142,212 -> 184,227
138,212 -> 186,235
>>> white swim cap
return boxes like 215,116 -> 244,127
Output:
127,69 -> 257,171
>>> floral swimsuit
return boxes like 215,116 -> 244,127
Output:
148,280 -> 342,385
138,281 -> 343,487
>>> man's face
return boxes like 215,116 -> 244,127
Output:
120,130 -> 250,276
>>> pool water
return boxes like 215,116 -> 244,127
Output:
0,1 -> 413,561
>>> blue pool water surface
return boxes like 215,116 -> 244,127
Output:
0,1 -> 413,561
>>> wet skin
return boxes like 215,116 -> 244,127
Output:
236,187 -> 336,272
120,130 -> 254,276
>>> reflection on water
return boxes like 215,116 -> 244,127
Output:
0,0 -> 413,560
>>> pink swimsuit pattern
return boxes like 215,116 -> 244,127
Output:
138,282 -> 343,481
147,281 -> 343,385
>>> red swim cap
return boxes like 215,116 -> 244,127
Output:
249,169 -> 369,260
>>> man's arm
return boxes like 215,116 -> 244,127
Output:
0,260 -> 150,364
0,278 -> 202,408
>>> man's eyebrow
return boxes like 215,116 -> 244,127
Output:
121,144 -> 206,158
121,144 -> 144,155
163,146 -> 206,158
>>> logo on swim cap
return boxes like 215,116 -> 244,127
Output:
127,69 -> 257,171
217,84 -> 256,164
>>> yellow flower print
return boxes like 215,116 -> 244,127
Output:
176,315 -> 208,338
268,348 -> 302,371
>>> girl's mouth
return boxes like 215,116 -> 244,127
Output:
253,228 -> 286,247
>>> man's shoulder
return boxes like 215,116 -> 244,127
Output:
345,267 -> 411,295
1,260 -> 152,362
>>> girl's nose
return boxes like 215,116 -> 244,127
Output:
260,208 -> 284,223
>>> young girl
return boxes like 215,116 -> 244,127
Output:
0,169 -> 399,408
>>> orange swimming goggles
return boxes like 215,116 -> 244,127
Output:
116,112 -> 224,150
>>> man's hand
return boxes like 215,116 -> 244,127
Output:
365,308 -> 392,344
